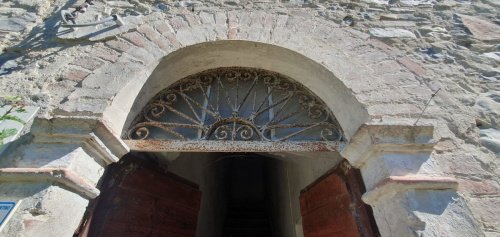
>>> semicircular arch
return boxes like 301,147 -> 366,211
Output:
126,67 -> 345,143
105,40 -> 369,141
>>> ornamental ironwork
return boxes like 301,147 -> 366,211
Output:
126,67 -> 344,142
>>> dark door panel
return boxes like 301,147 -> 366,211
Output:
300,161 -> 379,237
78,155 -> 201,237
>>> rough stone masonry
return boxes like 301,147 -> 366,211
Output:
0,0 -> 499,236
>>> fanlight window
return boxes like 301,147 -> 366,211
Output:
127,67 -> 344,142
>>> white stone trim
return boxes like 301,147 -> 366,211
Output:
0,168 -> 100,199
32,117 -> 129,165
341,123 -> 436,167
362,175 -> 459,205
34,133 -> 119,165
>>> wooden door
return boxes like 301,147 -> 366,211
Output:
77,156 -> 201,237
300,161 -> 379,237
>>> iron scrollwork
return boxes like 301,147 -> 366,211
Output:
127,67 -> 344,142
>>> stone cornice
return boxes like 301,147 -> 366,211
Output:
362,175 -> 459,205
341,123 -> 436,167
0,168 -> 100,199
32,116 -> 129,165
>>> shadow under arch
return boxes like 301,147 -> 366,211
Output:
103,40 -> 369,141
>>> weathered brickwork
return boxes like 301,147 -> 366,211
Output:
0,0 -> 498,236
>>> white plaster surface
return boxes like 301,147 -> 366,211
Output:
0,183 -> 89,237
372,190 -> 483,237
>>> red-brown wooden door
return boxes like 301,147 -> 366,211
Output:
300,161 -> 379,237
78,156 -> 201,237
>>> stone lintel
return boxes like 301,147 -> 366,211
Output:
125,140 -> 343,153
362,175 -> 458,205
0,168 -> 100,199
341,123 -> 436,167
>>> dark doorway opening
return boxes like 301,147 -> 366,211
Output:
76,153 -> 379,237
222,155 -> 273,237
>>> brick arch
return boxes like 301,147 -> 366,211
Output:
84,11 -> 430,140
106,40 -> 369,141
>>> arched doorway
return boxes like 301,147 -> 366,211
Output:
76,68 -> 379,237
79,153 -> 378,237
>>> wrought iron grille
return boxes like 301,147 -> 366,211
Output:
127,67 -> 344,142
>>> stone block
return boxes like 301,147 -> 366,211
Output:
162,31 -> 182,48
137,24 -> 170,50
199,12 -> 215,25
214,12 -> 227,25
82,60 -> 147,89
469,197 -> 500,231
91,45 -> 121,63
270,28 -> 292,44
191,25 -> 219,42
459,179 -> 500,196
120,32 -> 165,60
248,11 -> 269,28
175,28 -> 203,46
181,14 -> 202,27
367,103 -> 421,116
435,152 -> 491,175
397,56 -> 427,77
0,18 -> 26,32
479,128 -> 500,156
369,28 -> 416,38
370,60 -> 405,76
71,56 -> 105,71
62,68 -> 90,82
169,16 -> 189,31
153,20 -> 174,35
121,46 -> 157,65
356,88 -> 412,104
376,21 -> 417,28
458,14 -> 500,42
67,88 -> 116,101
121,31 -> 152,48
59,97 -> 109,114
475,92 -> 500,127
105,39 -> 133,52
482,52 -> 500,62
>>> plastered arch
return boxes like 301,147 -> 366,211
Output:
104,40 -> 369,141
56,10 -> 432,146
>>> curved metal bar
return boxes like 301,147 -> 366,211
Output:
126,67 -> 344,142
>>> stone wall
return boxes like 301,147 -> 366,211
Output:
0,0 -> 498,236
